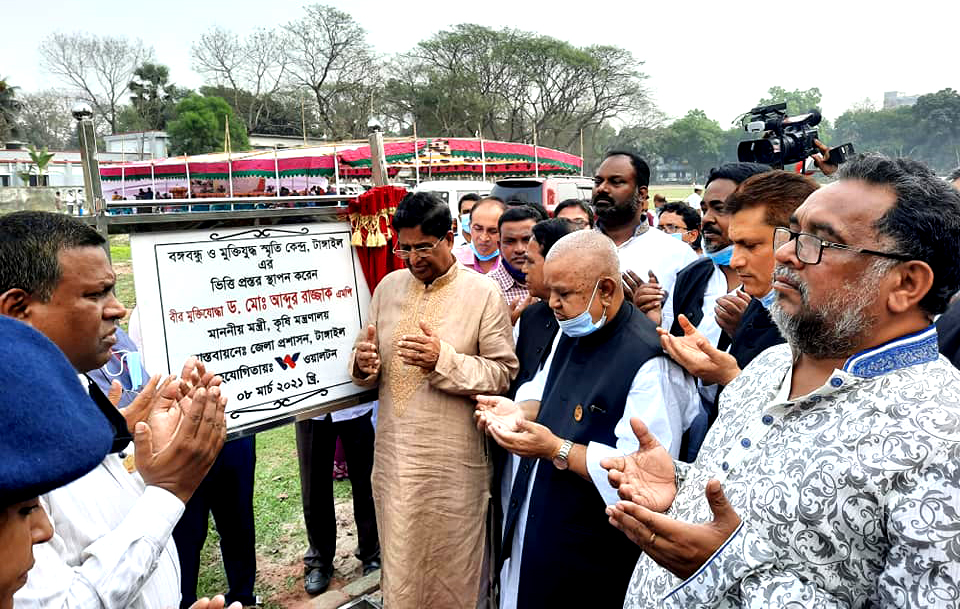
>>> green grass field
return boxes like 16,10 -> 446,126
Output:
647,184 -> 698,203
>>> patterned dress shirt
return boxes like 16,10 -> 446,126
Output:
624,326 -> 960,608
488,263 -> 529,307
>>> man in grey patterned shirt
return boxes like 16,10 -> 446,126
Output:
604,154 -> 960,608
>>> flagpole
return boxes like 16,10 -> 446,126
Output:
183,154 -> 191,204
533,126 -> 539,178
273,145 -> 280,196
479,126 -> 486,182
225,115 -> 234,200
413,122 -> 420,186
579,128 -> 585,176
333,145 -> 340,195
120,140 -> 125,201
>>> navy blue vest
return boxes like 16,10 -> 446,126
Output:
508,301 -> 559,399
503,302 -> 662,608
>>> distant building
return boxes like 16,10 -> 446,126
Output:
103,131 -> 169,160
655,161 -> 694,184
0,143 -> 125,187
883,91 -> 919,109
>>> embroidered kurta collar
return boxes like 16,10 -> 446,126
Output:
841,325 -> 939,378
418,259 -> 459,291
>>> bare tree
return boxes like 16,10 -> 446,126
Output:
282,4 -> 378,139
192,25 -> 288,133
38,33 -> 153,133
16,89 -> 80,149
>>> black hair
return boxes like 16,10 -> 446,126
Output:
659,202 -> 702,249
705,162 -> 771,188
506,198 -> 548,221
659,202 -> 701,230
0,211 -> 106,301
392,191 -> 452,240
603,149 -> 651,187
458,192 -> 482,213
498,204 -> 546,231
469,196 -> 507,221
531,218 -> 578,258
554,199 -> 595,227
948,167 -> 960,182
839,153 -> 960,315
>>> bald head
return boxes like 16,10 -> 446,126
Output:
546,229 -> 620,280
544,230 -> 624,324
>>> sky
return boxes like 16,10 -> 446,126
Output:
3,0 -> 958,129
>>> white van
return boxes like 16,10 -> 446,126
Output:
414,180 -> 494,246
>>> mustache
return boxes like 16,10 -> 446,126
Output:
773,264 -> 808,298
702,223 -> 723,236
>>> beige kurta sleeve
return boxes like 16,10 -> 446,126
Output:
427,284 -> 519,395
348,277 -> 382,387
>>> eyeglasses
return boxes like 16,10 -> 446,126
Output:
561,217 -> 589,228
773,227 -> 913,265
658,223 -> 690,235
393,238 -> 443,260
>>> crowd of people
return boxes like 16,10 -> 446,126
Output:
2,149 -> 960,609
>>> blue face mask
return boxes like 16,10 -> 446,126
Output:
669,232 -> 685,240
460,214 -> 471,234
556,280 -> 607,337
759,289 -> 776,309
706,244 -> 734,266
470,241 -> 500,262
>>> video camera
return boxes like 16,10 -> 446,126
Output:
737,102 -> 853,169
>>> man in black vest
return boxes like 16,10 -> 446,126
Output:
476,230 -> 698,609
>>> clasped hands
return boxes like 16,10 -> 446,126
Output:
108,356 -> 227,504
354,321 -> 443,375
473,395 -> 560,460
601,417 -> 741,581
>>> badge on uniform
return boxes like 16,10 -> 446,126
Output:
573,404 -> 583,422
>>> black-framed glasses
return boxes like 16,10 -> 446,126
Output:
393,237 -> 443,260
773,227 -> 913,265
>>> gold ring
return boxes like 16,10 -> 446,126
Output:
649,532 -> 657,545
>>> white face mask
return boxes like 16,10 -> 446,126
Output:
555,280 -> 607,337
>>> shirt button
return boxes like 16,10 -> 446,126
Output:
761,415 -> 774,425
511,499 -> 518,508
830,377 -> 843,387
741,438 -> 751,448
721,461 -> 729,471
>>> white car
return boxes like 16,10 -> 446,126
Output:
414,180 -> 494,246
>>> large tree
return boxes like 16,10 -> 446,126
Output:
282,4 -> 379,140
384,25 -> 655,152
166,95 -> 249,156
0,78 -> 21,141
192,26 -> 288,134
123,62 -> 182,131
658,109 -> 725,181
15,89 -> 78,149
38,32 -> 153,133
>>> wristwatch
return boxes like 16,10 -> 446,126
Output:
552,439 -> 574,470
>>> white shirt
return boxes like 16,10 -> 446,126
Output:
499,331 -> 699,609
614,225 -> 699,318
660,261 -> 728,345
15,457 -> 184,609
16,378 -> 184,609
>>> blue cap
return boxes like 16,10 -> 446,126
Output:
0,316 -> 114,505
